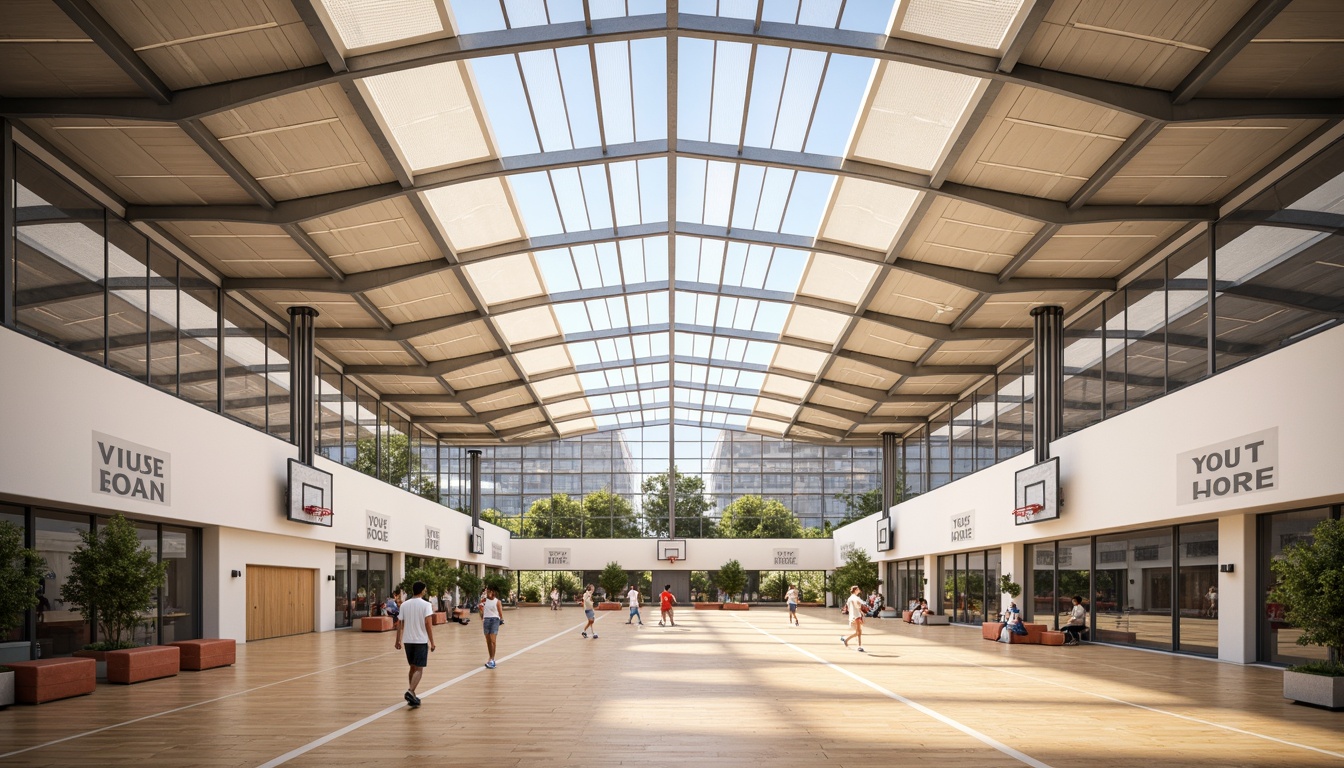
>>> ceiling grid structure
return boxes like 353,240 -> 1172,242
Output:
5,0 -> 1341,444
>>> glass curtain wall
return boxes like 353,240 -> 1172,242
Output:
1259,506 -> 1339,665
937,549 -> 1000,623
888,558 -> 924,610
337,548 -> 394,626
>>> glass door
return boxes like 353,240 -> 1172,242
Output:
335,548 -> 350,628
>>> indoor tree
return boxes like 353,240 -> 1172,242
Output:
1269,518 -> 1344,674
715,559 -> 748,604
599,561 -> 629,604
456,566 -> 484,608
641,469 -> 717,538
483,571 -> 513,601
61,515 -> 168,650
0,521 -> 44,641
830,546 -> 880,603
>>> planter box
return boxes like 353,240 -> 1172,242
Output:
694,602 -> 722,610
0,669 -> 13,708
1284,670 -> 1344,710
597,602 -> 622,611
721,603 -> 749,611
72,649 -> 109,680
431,612 -> 447,625
0,640 -> 31,665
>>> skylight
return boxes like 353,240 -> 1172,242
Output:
851,62 -> 984,173
360,62 -> 492,173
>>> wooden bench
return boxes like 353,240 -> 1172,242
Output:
7,658 -> 96,704
168,639 -> 236,670
107,645 -> 180,684
1041,630 -> 1066,646
923,614 -> 950,625
982,622 -> 1047,644
721,603 -> 749,611
431,612 -> 447,625
360,616 -> 395,632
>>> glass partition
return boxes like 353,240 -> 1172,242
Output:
1177,521 -> 1218,656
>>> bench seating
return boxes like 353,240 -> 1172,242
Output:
7,658 -> 96,704
169,639 -> 236,670
982,622 -> 1047,644
360,616 -> 394,632
431,611 -> 447,625
107,645 -> 180,684
1041,630 -> 1066,646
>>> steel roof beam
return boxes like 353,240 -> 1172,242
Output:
836,350 -> 997,379
1172,0 -> 1294,105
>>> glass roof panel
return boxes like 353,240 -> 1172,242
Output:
361,62 -> 492,172
467,55 -> 540,155
421,181 -> 522,251
495,305 -> 559,345
819,179 -> 920,251
798,253 -> 880,305
515,345 -> 572,376
531,374 -> 583,400
321,0 -> 446,51
783,305 -> 849,345
464,253 -> 544,306
686,0 -> 899,36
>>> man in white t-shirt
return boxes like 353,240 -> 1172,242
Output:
394,581 -> 435,707
841,585 -> 867,653
580,584 -> 598,639
625,585 -> 643,626
785,584 -> 801,626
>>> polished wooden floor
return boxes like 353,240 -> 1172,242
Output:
2,608 -> 1341,767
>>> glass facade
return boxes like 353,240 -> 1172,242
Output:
937,549 -> 1001,624
1258,506 -> 1340,666
334,547 -> 394,629
0,505 -> 202,658
888,558 -> 925,612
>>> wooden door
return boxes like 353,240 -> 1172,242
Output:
246,565 -> 316,641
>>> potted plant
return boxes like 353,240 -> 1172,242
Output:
999,573 -> 1023,619
598,562 -> 627,610
1269,518 -> 1344,709
0,520 -> 45,706
63,515 -> 169,678
716,560 -> 749,610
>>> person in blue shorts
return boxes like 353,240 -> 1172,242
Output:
580,584 -> 598,639
480,585 -> 504,668
785,583 -> 800,626
625,584 -> 643,626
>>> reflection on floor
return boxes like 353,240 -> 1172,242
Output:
1,608 -> 1340,767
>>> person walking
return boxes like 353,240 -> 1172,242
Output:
625,584 -> 643,626
785,584 -> 800,626
550,587 -> 560,611
394,581 -> 435,708
841,585 -> 867,652
480,585 -> 504,668
658,584 -> 677,627
580,584 -> 598,639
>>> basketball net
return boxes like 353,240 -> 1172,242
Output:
667,555 -> 677,567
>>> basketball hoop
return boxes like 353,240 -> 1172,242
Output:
667,555 -> 677,567
303,505 -> 333,518
1012,504 -> 1042,519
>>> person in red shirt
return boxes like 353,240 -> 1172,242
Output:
658,584 -> 677,627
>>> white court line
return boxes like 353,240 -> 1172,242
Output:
258,616 -> 604,768
0,649 -> 400,760
940,652 -> 1344,760
734,616 -> 1054,768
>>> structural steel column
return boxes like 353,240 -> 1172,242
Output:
1031,305 -> 1064,462
468,449 -> 482,528
881,431 -> 900,516
287,305 -> 318,464
2,119 -> 15,327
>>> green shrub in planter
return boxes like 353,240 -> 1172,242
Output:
0,521 -> 45,661
715,560 -> 747,603
62,515 -> 168,650
1269,518 -> 1344,676
599,561 -> 628,603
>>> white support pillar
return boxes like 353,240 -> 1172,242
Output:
1219,513 -> 1257,663
1000,542 -> 1027,617
922,554 -> 938,608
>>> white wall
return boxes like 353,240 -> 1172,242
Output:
510,537 -> 833,572
0,328 -> 510,640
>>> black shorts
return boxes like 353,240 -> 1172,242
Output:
404,642 -> 428,668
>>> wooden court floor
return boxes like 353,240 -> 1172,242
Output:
2,608 -> 1341,767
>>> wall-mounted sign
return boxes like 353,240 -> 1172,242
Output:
1177,428 -> 1278,505
950,511 -> 975,544
424,526 -> 440,551
545,548 -> 570,567
492,542 -> 503,560
367,512 -> 389,543
773,548 -> 798,566
92,432 -> 170,505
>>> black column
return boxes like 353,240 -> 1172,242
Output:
881,431 -> 899,516
2,119 -> 14,327
287,306 -> 319,465
1031,305 -> 1064,463
468,449 -> 482,528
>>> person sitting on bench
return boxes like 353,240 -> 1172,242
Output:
1062,595 -> 1088,645
911,598 -> 930,624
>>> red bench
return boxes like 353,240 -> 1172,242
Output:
360,616 -> 394,632
169,639 -> 236,670
106,645 -> 180,684
7,658 -> 97,704
982,622 -> 1047,644
431,612 -> 447,625
1041,631 -> 1066,646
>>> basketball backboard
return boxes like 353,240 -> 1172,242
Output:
287,459 -> 333,527
1014,457 -> 1061,525
876,516 -> 893,551
656,538 -> 687,562
469,525 -> 486,554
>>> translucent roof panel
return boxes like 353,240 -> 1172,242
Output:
851,62 -> 984,173
677,42 -> 875,156
896,0 -> 1029,52
819,179 -> 921,251
466,40 -> 666,157
798,252 -> 880,305
508,160 -> 667,239
677,159 -> 836,237
515,345 -> 573,377
536,238 -> 669,293
675,237 -> 809,293
421,180 -> 523,251
578,363 -> 670,391
567,332 -> 669,367
682,0 -> 899,35
783,305 -> 849,346
450,0 -> 666,34
321,0 -> 449,52
552,293 -> 669,335
361,62 -> 492,173
464,253 -> 544,306
672,292 -> 791,337
674,331 -> 777,368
